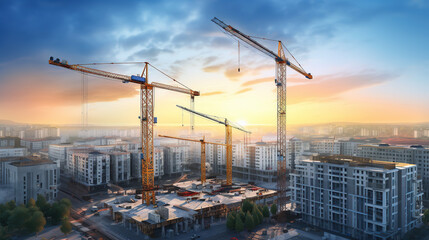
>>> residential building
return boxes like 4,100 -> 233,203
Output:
109,152 -> 131,183
69,150 -> 110,189
0,147 -> 27,158
357,144 -> 429,199
291,155 -> 423,240
163,145 -> 189,175
2,157 -> 59,205
0,137 -> 20,147
130,148 -> 164,179
20,137 -> 61,152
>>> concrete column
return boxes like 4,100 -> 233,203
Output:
211,216 -> 214,224
136,225 -> 139,235
175,222 -> 178,235
184,220 -> 188,232
162,225 -> 165,238
180,222 -> 183,233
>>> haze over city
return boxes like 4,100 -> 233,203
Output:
1,1 -> 429,240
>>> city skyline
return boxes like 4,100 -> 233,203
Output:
0,1 -> 428,127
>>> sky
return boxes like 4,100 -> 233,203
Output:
0,0 -> 428,131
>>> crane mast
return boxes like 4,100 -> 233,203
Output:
177,105 -> 250,186
49,57 -> 199,206
212,17 -> 312,211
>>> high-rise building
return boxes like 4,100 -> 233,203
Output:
0,147 -> 27,158
109,152 -> 131,183
357,144 -> 429,199
2,157 -> 59,205
69,150 -> 110,189
162,145 -> 189,175
291,156 -> 423,240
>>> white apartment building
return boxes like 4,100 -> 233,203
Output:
109,152 -> 131,183
130,148 -> 164,179
0,147 -> 27,158
291,156 -> 423,240
0,137 -> 19,147
310,138 -> 341,155
20,137 -> 61,152
69,151 -> 110,188
357,144 -> 429,199
3,158 -> 59,205
163,145 -> 189,175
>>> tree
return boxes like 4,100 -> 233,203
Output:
242,200 -> 253,214
26,211 -> 46,235
48,202 -> 70,225
0,225 -> 9,240
263,205 -> 270,218
226,214 -> 236,230
60,218 -> 72,236
235,215 -> 244,232
423,209 -> 429,225
7,206 -> 30,231
5,201 -> 15,211
270,204 -> 277,216
252,209 -> 260,226
36,195 -> 50,215
245,211 -> 254,231
238,210 -> 245,222
26,198 -> 36,208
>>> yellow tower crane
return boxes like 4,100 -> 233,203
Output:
177,105 -> 250,186
212,17 -> 312,211
158,134 -> 226,184
49,57 -> 200,205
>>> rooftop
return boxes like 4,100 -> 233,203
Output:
309,155 -> 414,170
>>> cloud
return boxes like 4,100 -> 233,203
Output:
241,77 -> 273,87
202,91 -> 224,96
235,87 -> 252,95
286,72 -> 394,104
0,71 -> 139,110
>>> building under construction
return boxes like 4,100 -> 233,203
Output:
104,178 -> 276,238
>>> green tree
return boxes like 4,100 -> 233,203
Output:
36,195 -> 50,215
60,218 -> 72,236
5,201 -> 15,211
270,204 -> 278,216
7,206 -> 30,231
238,209 -> 245,222
242,200 -> 253,213
26,198 -> 36,208
252,209 -> 260,225
262,205 -> 270,218
59,198 -> 72,209
235,215 -> 244,232
48,201 -> 70,225
0,204 -> 11,226
26,211 -> 46,235
423,209 -> 429,225
0,225 -> 9,240
245,211 -> 254,231
226,214 -> 236,230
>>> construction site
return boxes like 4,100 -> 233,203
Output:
47,17 -> 312,239
103,178 -> 276,237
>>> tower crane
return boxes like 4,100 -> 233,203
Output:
212,17 -> 312,211
158,134 -> 226,184
49,57 -> 200,205
177,105 -> 250,186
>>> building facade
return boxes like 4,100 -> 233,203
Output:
291,156 -> 423,240
69,151 -> 110,188
109,152 -> 131,183
3,158 -> 59,205
163,145 -> 188,175
357,144 -> 429,199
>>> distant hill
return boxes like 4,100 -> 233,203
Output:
0,119 -> 24,125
